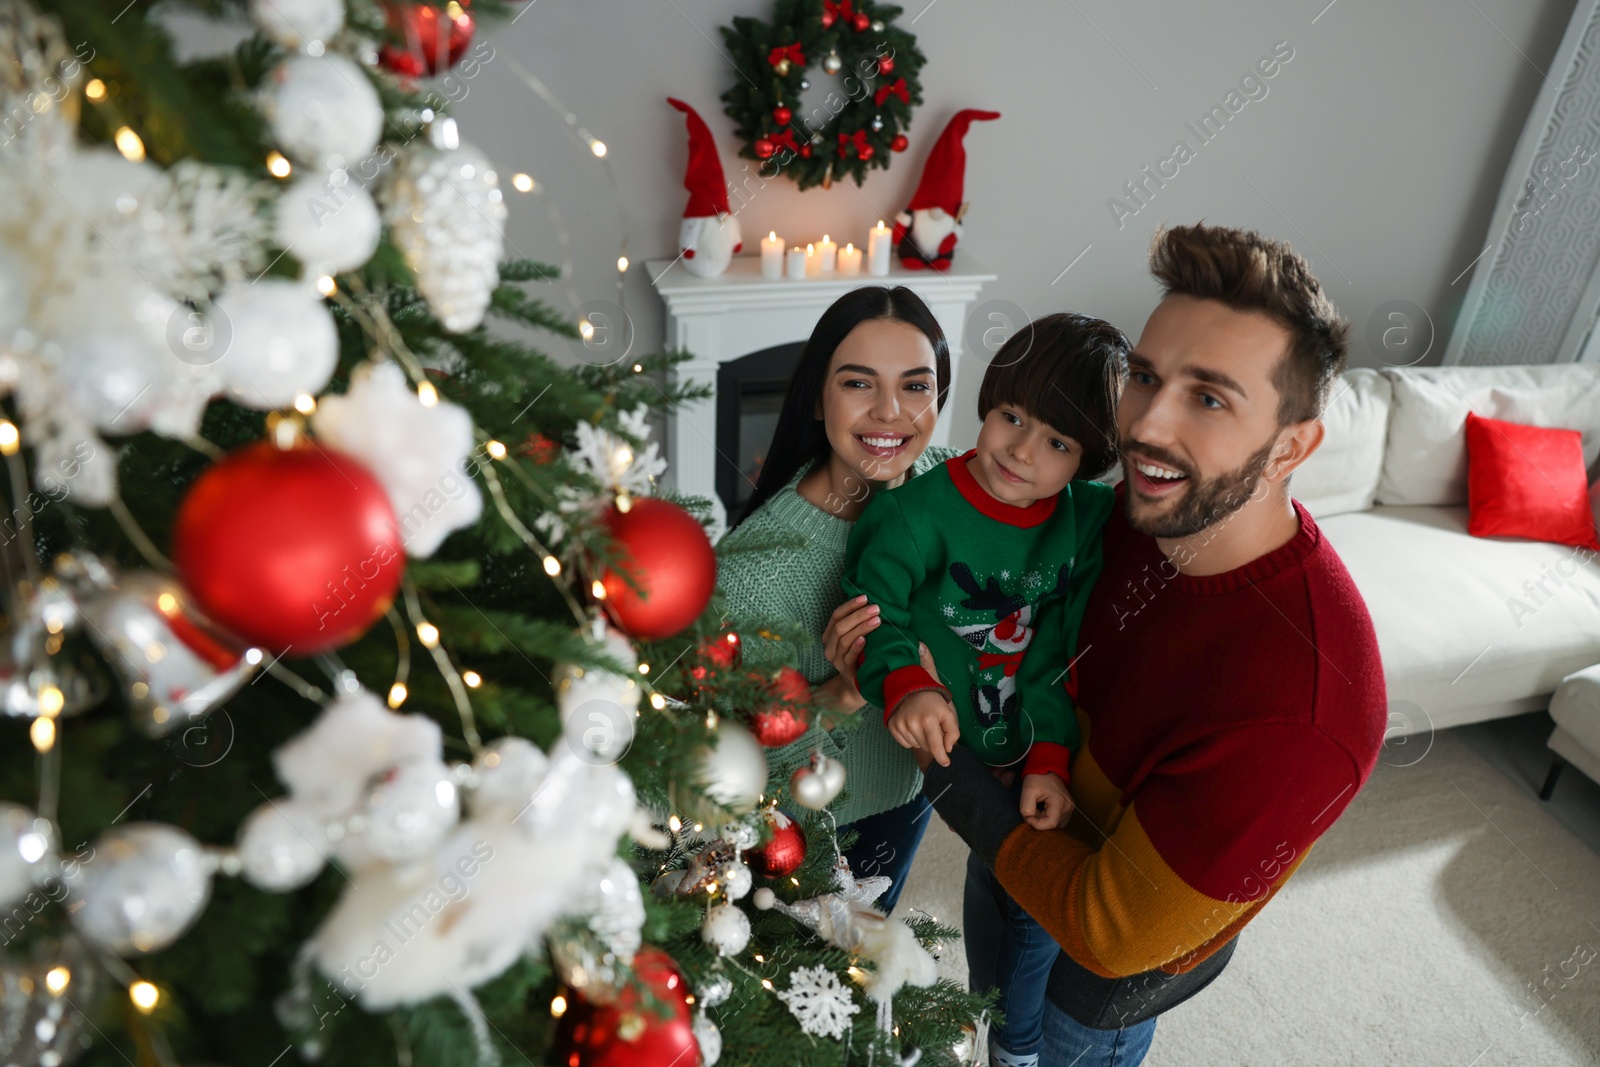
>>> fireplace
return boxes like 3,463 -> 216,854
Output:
716,342 -> 803,520
649,253 -> 996,537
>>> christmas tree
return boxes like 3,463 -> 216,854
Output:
0,0 -> 991,1064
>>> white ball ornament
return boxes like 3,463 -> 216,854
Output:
698,721 -> 767,813
717,859 -> 753,902
360,759 -> 460,862
790,753 -> 847,810
273,171 -> 382,276
469,736 -> 549,819
213,279 -> 338,409
237,798 -> 329,891
262,53 -> 383,168
555,624 -> 640,764
693,1011 -> 723,1067
752,886 -> 776,911
66,823 -> 213,955
250,0 -> 345,49
0,803 -> 55,910
701,901 -> 751,956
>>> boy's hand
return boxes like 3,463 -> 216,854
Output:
1020,773 -> 1074,831
888,690 -> 959,766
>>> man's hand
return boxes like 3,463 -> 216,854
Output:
888,690 -> 959,766
1020,773 -> 1074,831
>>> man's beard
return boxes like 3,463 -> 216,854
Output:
1122,436 -> 1276,539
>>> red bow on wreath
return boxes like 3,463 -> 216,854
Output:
837,129 -> 871,158
822,0 -> 854,26
874,77 -> 909,106
769,128 -> 800,154
768,43 -> 805,69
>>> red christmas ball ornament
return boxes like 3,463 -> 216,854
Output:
852,11 -> 870,30
173,442 -> 405,655
799,143 -> 813,158
890,133 -> 909,152
690,630 -> 742,690
878,55 -> 895,76
753,137 -> 776,160
378,0 -> 476,78
519,431 -> 561,464
773,105 -> 793,126
747,810 -> 807,878
599,497 -> 715,641
749,667 -> 811,747
554,946 -> 697,1067
821,8 -> 835,28
857,142 -> 875,161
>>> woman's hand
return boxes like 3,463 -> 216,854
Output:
821,595 -> 881,688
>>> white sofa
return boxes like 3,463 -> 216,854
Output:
1290,364 -> 1600,741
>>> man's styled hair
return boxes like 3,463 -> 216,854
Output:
977,312 -> 1128,480
1148,222 -> 1350,425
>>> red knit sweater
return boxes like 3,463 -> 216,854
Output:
984,490 -> 1388,979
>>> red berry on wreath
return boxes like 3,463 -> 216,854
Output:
878,55 -> 895,75
852,11 -> 870,31
821,9 -> 835,28
748,810 -> 806,878
749,666 -> 811,747
173,441 -> 405,655
773,105 -> 793,125
552,946 -> 697,1067
754,137 -> 776,160
598,497 -> 715,641
799,143 -> 813,158
689,630 -> 742,689
377,0 -> 475,78
891,133 -> 909,152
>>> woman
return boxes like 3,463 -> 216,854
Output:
716,285 -> 958,914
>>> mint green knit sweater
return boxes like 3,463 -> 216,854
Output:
715,446 -> 960,826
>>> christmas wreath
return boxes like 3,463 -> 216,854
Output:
720,0 -> 927,190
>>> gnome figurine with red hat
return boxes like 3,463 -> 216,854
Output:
893,109 -> 1000,271
668,97 -> 743,278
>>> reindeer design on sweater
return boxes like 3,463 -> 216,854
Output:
946,561 -> 1073,728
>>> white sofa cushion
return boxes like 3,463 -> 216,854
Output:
1318,504 -> 1600,731
1374,364 -> 1600,507
1291,368 -> 1391,519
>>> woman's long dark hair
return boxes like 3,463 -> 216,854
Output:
730,286 -> 951,531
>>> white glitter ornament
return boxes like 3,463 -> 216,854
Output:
468,736 -> 549,819
582,856 -> 645,961
310,360 -> 483,557
700,901 -> 750,956
790,752 -> 847,810
66,823 -> 213,956
360,759 -> 460,862
697,721 -> 767,813
213,278 -> 338,410
261,53 -> 383,168
717,859 -> 752,901
273,170 -> 381,276
237,798 -> 329,891
0,803 -> 55,910
554,623 -> 640,765
381,119 -> 505,332
777,964 -> 859,1039
250,0 -> 344,49
693,1009 -> 722,1066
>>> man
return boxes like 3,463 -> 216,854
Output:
913,222 -> 1387,1066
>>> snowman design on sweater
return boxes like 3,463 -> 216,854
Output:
946,562 -> 1073,730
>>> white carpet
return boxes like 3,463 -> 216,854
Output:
897,728 -> 1600,1066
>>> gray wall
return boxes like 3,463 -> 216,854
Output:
454,0 -> 1579,450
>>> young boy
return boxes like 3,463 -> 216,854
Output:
841,313 -> 1127,1067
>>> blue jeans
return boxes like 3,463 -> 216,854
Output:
838,794 -> 932,915
1040,1001 -> 1156,1065
964,853 -> 1060,1060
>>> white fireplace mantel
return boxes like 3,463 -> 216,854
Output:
647,254 -> 996,537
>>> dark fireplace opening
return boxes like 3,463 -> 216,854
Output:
716,342 -> 803,521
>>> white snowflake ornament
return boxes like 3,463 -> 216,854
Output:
777,964 -> 859,1040
311,360 -> 484,557
533,406 -> 666,545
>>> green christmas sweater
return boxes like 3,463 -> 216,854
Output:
841,449 -> 1115,782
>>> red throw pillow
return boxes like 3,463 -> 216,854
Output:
1464,411 -> 1600,550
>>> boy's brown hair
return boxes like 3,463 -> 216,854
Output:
1148,222 -> 1350,425
977,312 -> 1128,480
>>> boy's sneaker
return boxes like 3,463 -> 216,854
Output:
989,1046 -> 1039,1067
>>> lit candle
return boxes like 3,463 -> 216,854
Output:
786,245 -> 806,280
760,230 -> 784,279
867,219 -> 892,276
805,242 -> 820,277
818,234 -> 837,273
838,242 -> 862,276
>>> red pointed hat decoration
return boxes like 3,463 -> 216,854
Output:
668,97 -> 732,219
906,109 -> 1001,214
